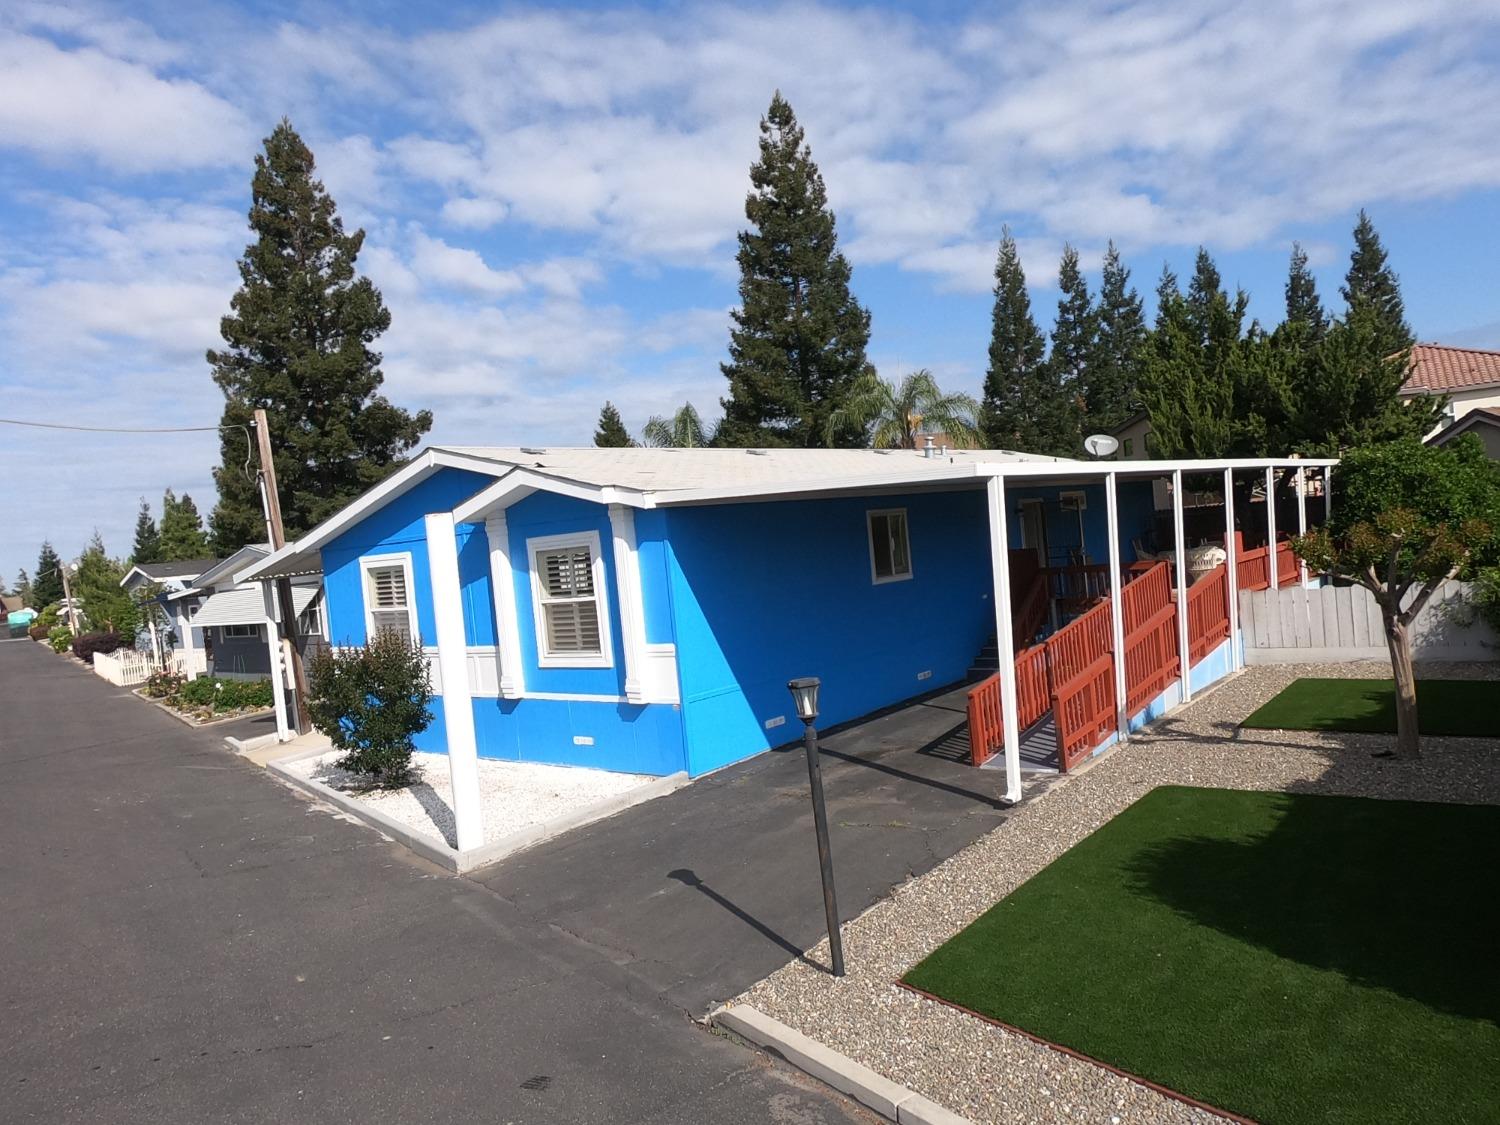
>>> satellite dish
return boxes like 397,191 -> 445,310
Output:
1083,433 -> 1120,459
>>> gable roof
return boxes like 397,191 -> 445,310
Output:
1402,343 -> 1500,395
1427,406 -> 1500,447
120,557 -> 223,589
194,544 -> 271,589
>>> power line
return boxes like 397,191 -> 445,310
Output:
0,418 -> 223,433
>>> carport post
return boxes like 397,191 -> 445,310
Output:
1266,466 -> 1279,591
984,475 -> 1022,804
1324,463 -> 1333,524
425,512 -> 486,853
1295,464 -> 1309,587
1171,469 -> 1192,704
1104,473 -> 1128,738
259,580 -> 292,742
1224,468 -> 1241,672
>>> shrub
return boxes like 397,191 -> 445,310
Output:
71,631 -> 125,662
177,676 -> 221,707
1475,566 -> 1500,635
212,678 -> 274,712
144,669 -> 186,699
48,626 -> 73,653
28,622 -> 51,642
307,632 -> 433,789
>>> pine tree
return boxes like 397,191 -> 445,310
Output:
1085,241 -> 1147,433
208,120 -> 432,553
15,569 -> 33,607
1048,244 -> 1095,408
33,542 -> 63,607
159,490 -> 210,561
718,93 -> 873,448
1340,209 -> 1413,361
1283,242 -> 1327,343
594,402 -> 635,447
130,498 -> 161,564
980,229 -> 1077,455
74,532 -> 138,636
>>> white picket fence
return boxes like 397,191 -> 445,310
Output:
92,648 -> 208,686
1238,580 -> 1496,663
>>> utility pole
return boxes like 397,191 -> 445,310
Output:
254,409 -> 311,735
59,560 -> 79,634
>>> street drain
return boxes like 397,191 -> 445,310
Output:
520,1075 -> 552,1091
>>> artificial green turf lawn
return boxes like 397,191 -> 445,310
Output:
1240,677 -> 1500,736
904,787 -> 1500,1125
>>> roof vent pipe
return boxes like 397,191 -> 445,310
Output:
922,434 -> 936,459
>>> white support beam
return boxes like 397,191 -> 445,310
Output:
260,581 -> 292,742
1224,468 -> 1241,672
1171,469 -> 1192,703
984,476 -> 1022,805
1266,465 -> 1279,591
1324,463 -> 1334,525
1295,464 -> 1309,587
607,504 -> 649,705
1104,473 -> 1128,737
426,512 -> 485,852
483,512 -> 526,699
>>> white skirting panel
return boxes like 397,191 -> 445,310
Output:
425,644 -> 681,704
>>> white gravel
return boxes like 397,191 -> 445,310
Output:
288,750 -> 656,849
735,660 -> 1500,1125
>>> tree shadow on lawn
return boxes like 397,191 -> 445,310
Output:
1122,790 -> 1500,1026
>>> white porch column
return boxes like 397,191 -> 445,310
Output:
425,512 -> 485,852
1224,468 -> 1241,672
260,581 -> 292,742
1171,469 -> 1193,702
1104,472 -> 1128,737
1295,464 -> 1309,587
1324,463 -> 1334,524
607,504 -> 649,705
1265,465 -> 1279,591
483,512 -> 526,699
984,476 -> 1022,805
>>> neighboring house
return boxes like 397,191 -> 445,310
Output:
1426,406 -> 1500,459
1402,342 -> 1500,439
121,557 -> 222,663
244,443 -> 1329,848
174,545 -> 325,680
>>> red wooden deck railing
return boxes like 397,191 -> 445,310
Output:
966,641 -> 1050,767
1187,562 -> 1232,663
1042,563 -> 1111,612
1123,600 -> 1178,715
1120,561 -> 1172,634
1055,654 -> 1115,769
1276,541 -> 1301,585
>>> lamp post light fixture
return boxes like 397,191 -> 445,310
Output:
787,676 -> 845,977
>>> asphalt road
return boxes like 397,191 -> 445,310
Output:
0,639 -> 879,1124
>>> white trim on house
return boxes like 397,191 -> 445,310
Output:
866,507 -> 913,585
607,504 -> 649,702
526,530 -> 614,670
484,512 -> 526,698
359,552 -> 419,645
424,513 -> 485,851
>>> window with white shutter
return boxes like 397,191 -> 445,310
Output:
867,508 -> 913,584
528,531 -> 612,668
361,555 -> 418,645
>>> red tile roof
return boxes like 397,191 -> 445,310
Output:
1403,343 -> 1500,394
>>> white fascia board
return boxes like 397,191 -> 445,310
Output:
983,456 -> 1338,481
650,464 -> 989,507
241,448 -> 514,582
451,468 -> 649,524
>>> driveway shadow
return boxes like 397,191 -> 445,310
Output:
668,868 -> 830,974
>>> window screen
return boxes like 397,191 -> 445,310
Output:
535,543 -> 603,657
869,510 -> 912,582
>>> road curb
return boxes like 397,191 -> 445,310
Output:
267,754 -> 691,874
710,1003 -> 972,1125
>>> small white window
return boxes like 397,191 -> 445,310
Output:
361,554 -> 418,645
297,604 -> 323,638
528,531 -> 612,668
867,509 -> 913,584
222,623 -> 259,639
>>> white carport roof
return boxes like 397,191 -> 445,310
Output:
191,584 -> 319,628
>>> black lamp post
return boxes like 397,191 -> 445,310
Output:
787,676 -> 845,977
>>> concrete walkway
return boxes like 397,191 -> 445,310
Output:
0,641 -> 875,1124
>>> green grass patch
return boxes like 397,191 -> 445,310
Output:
904,787 -> 1500,1124
1241,678 -> 1500,735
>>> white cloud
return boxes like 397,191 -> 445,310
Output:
441,196 -> 508,228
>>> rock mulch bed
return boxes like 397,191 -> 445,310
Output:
288,750 -> 655,849
735,661 -> 1500,1124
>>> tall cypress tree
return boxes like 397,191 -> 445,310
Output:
1283,242 -> 1327,342
33,542 -> 63,607
594,402 -> 635,447
1340,209 -> 1412,360
159,490 -> 210,562
1049,244 -> 1095,392
130,498 -> 161,564
718,93 -> 873,447
208,120 -> 432,553
981,229 -> 1076,455
1085,241 -> 1147,433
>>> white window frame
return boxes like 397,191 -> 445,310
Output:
360,552 -> 419,646
867,508 -> 913,585
297,602 -> 324,639
221,623 -> 259,639
527,530 -> 613,669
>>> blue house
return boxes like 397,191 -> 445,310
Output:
246,445 -> 1333,851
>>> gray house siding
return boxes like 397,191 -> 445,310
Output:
208,626 -> 272,679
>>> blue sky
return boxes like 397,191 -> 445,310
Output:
3,0 -> 1499,585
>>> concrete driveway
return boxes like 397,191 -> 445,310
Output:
0,642 -> 874,1123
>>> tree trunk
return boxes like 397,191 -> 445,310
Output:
1383,609 -> 1421,760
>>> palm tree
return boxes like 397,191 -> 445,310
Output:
827,369 -> 983,449
641,402 -> 709,448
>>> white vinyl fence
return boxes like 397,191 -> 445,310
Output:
92,648 -> 209,686
1239,580 -> 1496,663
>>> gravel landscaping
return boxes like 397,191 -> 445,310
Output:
734,660 -> 1500,1125
288,750 -> 657,849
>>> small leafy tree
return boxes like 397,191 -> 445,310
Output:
307,631 -> 434,788
828,368 -> 981,449
1292,437 -> 1500,758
